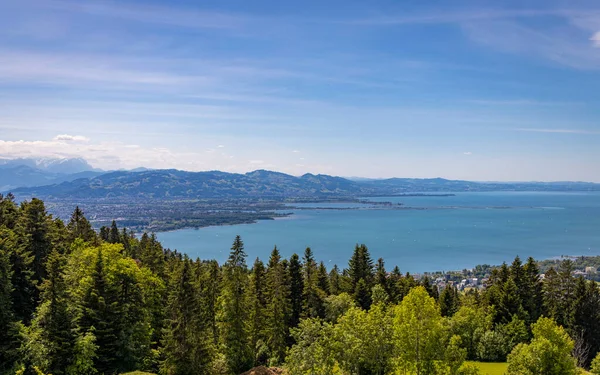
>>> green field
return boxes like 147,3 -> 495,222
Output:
466,361 -> 508,375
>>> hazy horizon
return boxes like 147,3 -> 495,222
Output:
1,0 -> 600,182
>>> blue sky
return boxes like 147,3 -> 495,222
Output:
1,0 -> 599,181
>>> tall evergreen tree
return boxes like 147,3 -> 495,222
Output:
288,253 -> 304,329
0,193 -> 19,230
0,228 -> 20,374
23,250 -> 74,375
347,244 -> 374,292
79,248 -> 118,373
317,261 -> 330,295
522,257 -> 544,324
544,261 -> 577,328
161,258 -> 213,375
375,258 -> 388,294
108,221 -> 120,244
354,278 -> 372,310
66,207 -> 96,243
7,224 -> 35,323
249,258 -> 268,365
388,266 -> 404,304
571,277 -> 600,368
302,247 -> 324,319
219,235 -> 252,374
328,265 -> 341,295
201,260 -> 220,346
17,198 -> 52,291
265,247 -> 290,365
439,285 -> 459,317
140,233 -> 165,278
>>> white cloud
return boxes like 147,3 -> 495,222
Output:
292,150 -> 300,153
0,137 -> 240,171
217,145 -> 225,148
53,134 -> 90,142
592,31 -> 600,47
463,152 -> 472,155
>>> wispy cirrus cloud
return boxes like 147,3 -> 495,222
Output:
516,128 -> 600,135
53,134 -> 90,142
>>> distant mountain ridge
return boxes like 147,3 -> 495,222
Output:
9,168 -> 600,200
0,157 -> 104,191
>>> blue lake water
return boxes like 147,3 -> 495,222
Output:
157,192 -> 600,273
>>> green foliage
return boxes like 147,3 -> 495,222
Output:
218,236 -> 252,374
332,304 -> 395,374
440,285 -> 460,317
22,250 -> 74,375
451,305 -> 492,360
393,286 -> 448,375
301,248 -> 325,319
371,283 -> 389,306
591,352 -> 600,374
507,317 -> 578,375
285,319 -> 337,375
66,331 -> 98,375
324,293 -> 355,323
264,247 -> 290,365
477,331 -> 509,362
160,258 -> 213,375
3,198 -> 600,375
347,244 -> 374,294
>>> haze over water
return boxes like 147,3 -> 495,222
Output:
158,192 -> 600,273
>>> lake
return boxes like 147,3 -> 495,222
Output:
157,192 -> 600,273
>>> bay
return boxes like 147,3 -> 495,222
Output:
157,192 -> 600,273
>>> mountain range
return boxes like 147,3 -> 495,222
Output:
0,157 -> 106,192
8,167 -> 600,200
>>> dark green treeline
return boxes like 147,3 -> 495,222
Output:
1,194 -> 600,375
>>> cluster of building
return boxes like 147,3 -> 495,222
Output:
431,275 -> 488,291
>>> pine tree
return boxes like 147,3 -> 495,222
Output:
388,266 -> 404,304
0,193 -> 19,230
421,276 -> 439,300
249,257 -> 268,365
17,198 -> 52,292
201,260 -> 220,346
288,253 -> 304,328
0,228 -> 20,373
375,258 -> 388,294
522,257 -> 544,324
544,261 -> 577,328
161,258 -> 213,375
265,247 -> 290,365
66,206 -> 96,243
347,244 -> 374,292
7,224 -> 36,323
571,277 -> 600,368
24,250 -> 74,375
99,226 -> 109,242
108,221 -> 120,244
79,248 -> 118,373
140,233 -> 165,278
354,278 -> 372,310
302,247 -> 324,319
219,235 -> 252,374
439,285 -> 459,317
328,265 -> 341,295
317,261 -> 330,295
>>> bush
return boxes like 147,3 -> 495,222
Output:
476,331 -> 508,362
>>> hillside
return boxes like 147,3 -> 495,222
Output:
0,161 -> 104,191
9,169 -> 600,200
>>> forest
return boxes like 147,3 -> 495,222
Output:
1,193 -> 600,375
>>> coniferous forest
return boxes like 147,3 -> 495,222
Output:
2,194 -> 600,375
